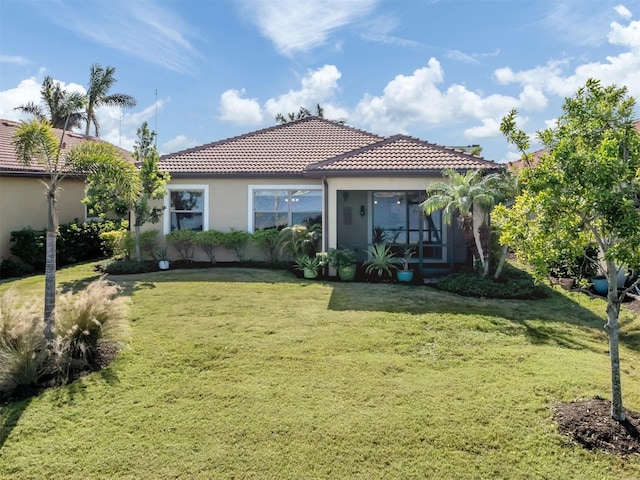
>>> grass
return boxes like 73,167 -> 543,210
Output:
0,263 -> 639,479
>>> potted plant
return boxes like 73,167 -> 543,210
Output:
294,254 -> 323,279
156,248 -> 170,270
326,247 -> 357,281
363,244 -> 398,281
396,247 -> 414,283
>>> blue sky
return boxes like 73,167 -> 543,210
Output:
1,0 -> 639,163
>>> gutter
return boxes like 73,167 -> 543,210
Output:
322,176 -> 329,253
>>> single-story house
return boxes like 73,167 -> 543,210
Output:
156,117 -> 501,275
0,119 -> 132,261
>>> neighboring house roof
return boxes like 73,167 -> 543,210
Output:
0,119 -> 133,176
307,134 -> 498,176
160,117 -> 500,177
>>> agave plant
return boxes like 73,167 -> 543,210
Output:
363,244 -> 399,278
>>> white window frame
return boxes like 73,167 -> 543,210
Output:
247,184 -> 323,232
164,184 -> 209,234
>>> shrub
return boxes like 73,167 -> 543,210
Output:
0,257 -> 35,279
56,278 -> 130,365
251,228 -> 280,263
140,230 -> 161,260
166,229 -> 198,261
437,264 -> 548,299
278,224 -> 321,259
221,229 -> 252,262
97,259 -> 149,275
9,227 -> 45,270
0,289 -> 48,397
195,230 -> 224,263
9,220 -> 128,271
100,229 -> 134,259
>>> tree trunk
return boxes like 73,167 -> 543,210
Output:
43,191 -> 58,342
493,244 -> 509,279
478,223 -> 491,276
459,215 -> 481,270
134,223 -> 142,262
605,264 -> 625,421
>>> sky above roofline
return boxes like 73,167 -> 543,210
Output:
1,0 -> 639,163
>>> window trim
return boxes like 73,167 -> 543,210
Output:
247,184 -> 322,232
164,184 -> 209,234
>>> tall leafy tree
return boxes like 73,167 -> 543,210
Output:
12,119 -> 132,342
500,79 -> 640,421
421,168 -> 507,276
15,76 -> 86,130
84,63 -> 137,136
79,122 -> 169,261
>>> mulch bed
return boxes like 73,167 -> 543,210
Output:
554,398 -> 640,457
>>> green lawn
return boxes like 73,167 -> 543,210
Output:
1,263 -> 639,479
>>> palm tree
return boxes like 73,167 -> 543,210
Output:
275,104 -> 324,124
421,169 -> 506,276
13,118 -> 137,345
15,76 -> 86,130
84,63 -> 137,136
13,120 -> 67,340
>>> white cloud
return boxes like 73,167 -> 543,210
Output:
161,135 -> 198,154
0,55 -> 30,66
264,65 -> 343,118
219,89 -> 264,125
41,1 -> 199,73
239,0 -> 377,56
539,3 -> 616,47
614,4 -> 632,19
0,77 -> 85,121
444,50 -> 480,65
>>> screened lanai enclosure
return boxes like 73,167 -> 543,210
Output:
336,190 -> 470,276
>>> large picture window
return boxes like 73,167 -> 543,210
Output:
249,186 -> 322,231
165,185 -> 209,232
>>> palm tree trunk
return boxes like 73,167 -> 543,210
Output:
43,191 -> 58,342
478,223 -> 491,276
134,224 -> 142,262
493,244 -> 509,279
459,215 -> 481,269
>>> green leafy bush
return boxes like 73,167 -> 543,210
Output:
437,265 -> 548,299
140,230 -> 161,260
100,229 -> 134,259
166,229 -> 198,261
8,220 -> 128,273
251,228 -> 280,263
221,229 -> 252,261
98,259 -> 149,275
0,257 -> 35,279
195,230 -> 224,263
9,227 -> 45,270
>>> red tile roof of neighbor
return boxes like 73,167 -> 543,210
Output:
0,119 -> 133,175
160,117 -> 500,177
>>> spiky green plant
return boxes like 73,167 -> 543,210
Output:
55,278 -> 130,365
0,289 -> 48,396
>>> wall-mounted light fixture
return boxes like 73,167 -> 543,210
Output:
360,205 -> 366,217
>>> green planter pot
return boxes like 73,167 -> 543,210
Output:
337,264 -> 357,281
303,267 -> 318,279
396,270 -> 414,283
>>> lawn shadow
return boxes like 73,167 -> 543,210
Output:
0,397 -> 31,451
326,281 -> 639,353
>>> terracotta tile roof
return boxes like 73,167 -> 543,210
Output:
159,117 -> 500,177
159,117 -> 384,176
307,135 -> 500,175
0,119 -> 133,175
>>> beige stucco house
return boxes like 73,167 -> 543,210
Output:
157,117 -> 501,275
0,119 -> 131,262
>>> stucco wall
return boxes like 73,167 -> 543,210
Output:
0,176 -> 87,260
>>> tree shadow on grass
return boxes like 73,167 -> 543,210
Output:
0,397 -> 31,450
